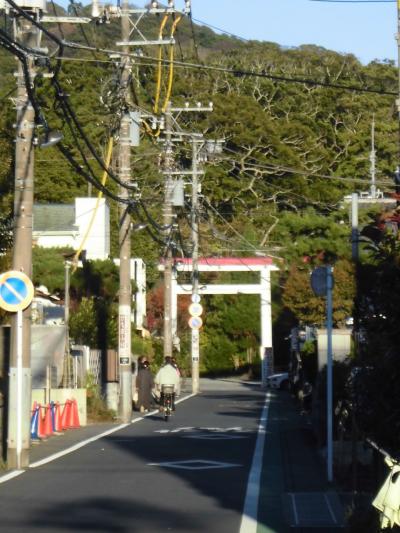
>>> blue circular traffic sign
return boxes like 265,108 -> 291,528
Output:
0,271 -> 34,312
188,316 -> 203,329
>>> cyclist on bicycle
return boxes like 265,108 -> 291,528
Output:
155,357 -> 181,410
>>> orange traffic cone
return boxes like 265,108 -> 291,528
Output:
70,399 -> 81,429
61,400 -> 71,430
53,401 -> 63,434
43,403 -> 53,437
37,404 -> 47,440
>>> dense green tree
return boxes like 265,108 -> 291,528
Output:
282,258 -> 355,327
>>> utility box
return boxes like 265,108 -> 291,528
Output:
129,112 -> 140,147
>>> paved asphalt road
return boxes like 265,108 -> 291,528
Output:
0,380 -> 269,532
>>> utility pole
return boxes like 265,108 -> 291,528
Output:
397,1 -> 400,161
351,193 -> 359,262
62,261 -> 72,388
191,139 -> 200,393
161,103 -> 213,364
326,265 -> 334,483
163,101 -> 174,360
370,115 -> 376,199
7,9 -> 41,469
117,0 -> 133,423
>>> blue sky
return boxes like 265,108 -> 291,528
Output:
130,0 -> 397,65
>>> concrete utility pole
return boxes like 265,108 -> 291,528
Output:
7,11 -> 41,469
370,115 -> 376,199
191,140 -> 200,393
117,0 -> 133,423
397,1 -> 400,157
351,193 -> 359,262
161,103 -> 213,364
62,261 -> 72,388
163,102 -> 174,360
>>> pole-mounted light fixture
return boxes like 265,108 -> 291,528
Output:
38,129 -> 63,148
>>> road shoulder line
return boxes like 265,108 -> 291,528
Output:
0,393 -> 196,480
239,391 -> 270,533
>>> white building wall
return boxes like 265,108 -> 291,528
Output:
35,233 -> 78,249
75,198 -> 110,260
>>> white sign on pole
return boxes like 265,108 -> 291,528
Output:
0,270 -> 34,312
191,293 -> 201,304
188,302 -> 203,317
188,316 -> 203,329
119,304 -> 131,365
191,328 -> 200,360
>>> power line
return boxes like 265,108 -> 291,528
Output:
190,17 -> 248,42
310,1 -> 394,3
56,39 -> 397,96
221,145 -> 395,187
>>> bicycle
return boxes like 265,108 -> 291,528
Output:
160,384 -> 175,421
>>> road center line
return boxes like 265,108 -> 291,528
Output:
239,392 -> 271,533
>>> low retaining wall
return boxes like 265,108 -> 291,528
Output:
32,388 -> 87,426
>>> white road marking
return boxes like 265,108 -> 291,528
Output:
290,493 -> 299,525
324,493 -> 338,524
239,392 -> 270,533
154,426 -> 253,434
148,459 -> 242,470
183,434 -> 247,440
0,469 -> 25,484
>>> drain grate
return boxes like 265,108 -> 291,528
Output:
282,492 -> 345,528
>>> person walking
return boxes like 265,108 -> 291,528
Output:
135,360 -> 154,413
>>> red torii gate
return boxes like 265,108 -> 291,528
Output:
170,257 -> 279,387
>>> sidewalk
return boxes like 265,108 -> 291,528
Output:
257,390 -> 346,532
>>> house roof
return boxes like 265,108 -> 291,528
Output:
33,204 -> 77,232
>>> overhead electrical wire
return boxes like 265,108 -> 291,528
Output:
0,30 -> 47,125
188,11 -> 200,62
0,4 -> 178,250
221,145 -> 395,187
311,1 -> 394,3
0,23 -> 137,194
68,0 -> 98,60
55,39 -> 398,96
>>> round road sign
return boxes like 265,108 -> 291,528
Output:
188,316 -> 203,329
191,293 -> 201,304
0,270 -> 34,312
188,302 -> 203,317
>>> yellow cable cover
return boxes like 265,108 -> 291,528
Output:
154,14 -> 169,114
71,136 -> 114,272
161,15 -> 182,113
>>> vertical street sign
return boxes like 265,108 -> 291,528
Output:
0,271 -> 34,313
310,265 -> 334,483
0,271 -> 34,470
